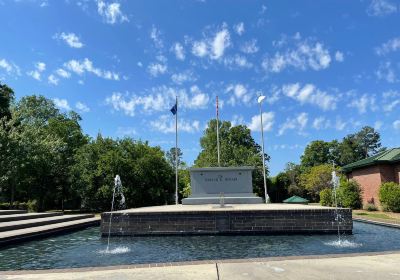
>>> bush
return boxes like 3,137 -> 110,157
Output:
364,203 -> 377,211
379,182 -> 400,212
337,180 -> 362,209
320,188 -> 333,206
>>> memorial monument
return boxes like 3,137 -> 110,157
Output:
182,166 -> 263,204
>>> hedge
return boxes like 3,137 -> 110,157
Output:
379,182 -> 400,212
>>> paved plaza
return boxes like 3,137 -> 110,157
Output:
2,253 -> 400,280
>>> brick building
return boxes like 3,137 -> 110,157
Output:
342,148 -> 400,207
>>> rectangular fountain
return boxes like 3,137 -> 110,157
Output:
101,204 -> 352,236
101,167 -> 352,236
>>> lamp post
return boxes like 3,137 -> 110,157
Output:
257,94 -> 270,203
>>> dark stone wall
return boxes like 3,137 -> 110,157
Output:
101,208 -> 352,236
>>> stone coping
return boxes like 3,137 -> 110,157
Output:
189,166 -> 254,171
3,250 -> 400,275
353,217 -> 400,229
105,204 -> 339,214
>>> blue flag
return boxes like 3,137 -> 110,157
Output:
170,102 -> 177,115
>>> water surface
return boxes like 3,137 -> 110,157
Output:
0,221 -> 399,270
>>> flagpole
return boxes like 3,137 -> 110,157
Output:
175,96 -> 178,205
259,97 -> 269,203
216,96 -> 221,167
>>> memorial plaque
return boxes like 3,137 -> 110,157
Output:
182,167 -> 263,204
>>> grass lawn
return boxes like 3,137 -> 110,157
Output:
353,209 -> 400,224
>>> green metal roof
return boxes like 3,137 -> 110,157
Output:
342,148 -> 400,173
283,195 -> 309,204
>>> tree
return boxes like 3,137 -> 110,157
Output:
166,147 -> 183,168
299,164 -> 335,202
0,83 -> 14,121
354,126 -> 383,158
71,136 -> 175,211
301,141 -> 332,168
194,119 -> 270,198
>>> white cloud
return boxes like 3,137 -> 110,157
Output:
105,86 -> 210,116
188,85 -> 210,108
248,112 -> 275,132
225,84 -> 253,106
116,127 -> 137,136
383,99 -> 400,112
211,28 -> 230,59
191,26 -> 231,60
48,74 -> 59,85
240,39 -> 259,54
262,36 -> 332,73
335,118 -> 346,131
27,61 -> 46,81
376,61 -> 397,83
53,98 -> 71,111
192,41 -> 208,57
374,121 -> 383,130
234,22 -> 245,35
281,83 -> 337,110
348,94 -> 376,114
0,59 -> 13,73
0,58 -> 20,79
312,117 -> 330,130
367,0 -> 397,16
53,32 -> 84,48
393,120 -> 400,130
75,102 -> 90,113
278,112 -> 308,136
223,54 -> 253,69
97,0 -> 128,24
171,71 -> 196,84
172,42 -> 185,60
147,63 -> 167,77
150,26 -> 163,49
335,51 -> 344,62
376,37 -> 400,55
150,115 -> 200,133
36,62 -> 46,72
56,68 -> 71,78
231,114 -> 244,127
64,58 -> 119,80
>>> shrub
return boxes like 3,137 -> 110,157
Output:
364,203 -> 377,211
337,180 -> 362,209
379,182 -> 400,212
319,188 -> 333,206
27,200 -> 38,212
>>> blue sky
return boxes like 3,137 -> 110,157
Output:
1,0 -> 400,175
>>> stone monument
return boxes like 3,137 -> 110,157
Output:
182,166 -> 263,204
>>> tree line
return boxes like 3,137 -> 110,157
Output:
0,84 -> 174,211
273,126 -> 384,202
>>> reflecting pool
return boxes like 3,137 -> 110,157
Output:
1,221 -> 399,270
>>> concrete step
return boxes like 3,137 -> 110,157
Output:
0,210 -> 27,215
0,212 -> 63,223
0,214 -> 95,232
0,217 -> 100,246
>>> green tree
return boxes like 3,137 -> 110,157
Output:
166,147 -> 183,168
337,179 -> 362,209
194,119 -> 270,199
72,136 -> 175,211
301,140 -> 332,168
354,126 -> 383,158
0,83 -> 14,121
379,182 -> 400,212
299,164 -> 335,202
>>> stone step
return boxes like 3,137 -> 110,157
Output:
0,210 -> 27,215
0,212 -> 63,223
0,214 -> 95,232
0,217 -> 100,246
